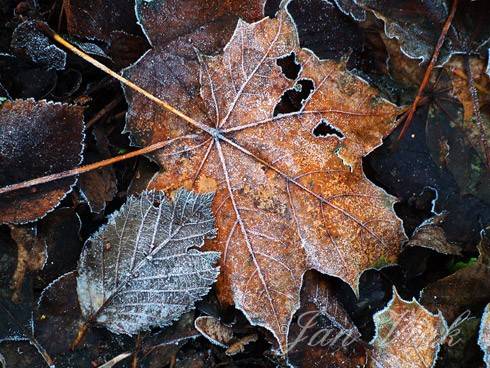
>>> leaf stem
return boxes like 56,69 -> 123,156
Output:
0,136 -> 195,196
70,320 -> 90,350
398,0 -> 458,140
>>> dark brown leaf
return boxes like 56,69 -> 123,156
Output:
0,99 -> 85,224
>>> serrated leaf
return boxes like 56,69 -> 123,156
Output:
369,288 -> 447,368
77,189 -> 220,335
0,99 -> 85,224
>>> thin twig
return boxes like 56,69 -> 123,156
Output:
0,136 -> 195,196
87,96 -> 123,128
398,0 -> 459,140
37,23 -> 214,136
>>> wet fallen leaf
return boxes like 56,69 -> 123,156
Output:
35,271 -> 133,365
421,227 -> 490,323
76,189 -> 220,336
37,207 -> 82,286
63,0 -> 139,44
126,9 -> 405,350
286,271 -> 367,368
369,287 -> 447,368
479,303 -> 490,367
0,99 -> 84,224
78,129 -> 117,214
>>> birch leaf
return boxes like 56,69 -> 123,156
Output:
77,189 -> 220,335
126,10 -> 405,351
0,99 -> 85,224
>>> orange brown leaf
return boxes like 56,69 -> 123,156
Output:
124,10 -> 406,351
369,288 -> 447,368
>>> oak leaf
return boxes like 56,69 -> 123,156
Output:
124,10 -> 406,350
369,288 -> 447,368
0,99 -> 84,224
76,189 -> 220,335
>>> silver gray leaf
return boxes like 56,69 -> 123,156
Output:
77,189 -> 220,335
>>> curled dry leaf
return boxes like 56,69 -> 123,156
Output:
479,303 -> 490,368
77,189 -> 220,335
406,213 -> 461,256
0,99 -> 85,224
195,316 -> 234,348
125,8 -> 405,350
421,227 -> 490,323
369,288 -> 447,368
225,334 -> 259,356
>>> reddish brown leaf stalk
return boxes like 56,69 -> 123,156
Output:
0,137 -> 192,196
398,0 -> 458,140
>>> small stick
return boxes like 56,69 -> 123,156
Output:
0,136 -> 195,196
37,23 -> 214,136
87,96 -> 123,128
398,0 -> 458,140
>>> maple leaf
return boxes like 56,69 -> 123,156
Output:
124,9 -> 406,350
479,303 -> 490,368
76,189 -> 220,335
0,99 -> 84,224
369,288 -> 447,368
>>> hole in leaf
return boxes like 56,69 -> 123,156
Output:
276,52 -> 300,80
313,119 -> 345,139
273,79 -> 314,116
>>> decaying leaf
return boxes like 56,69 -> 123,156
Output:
63,0 -> 140,44
369,288 -> 447,368
225,334 -> 259,356
79,129 -> 118,213
76,189 -> 220,335
0,99 -> 85,224
11,21 -> 66,71
350,0 -> 490,65
421,227 -> 490,323
0,230 -> 52,367
125,8 -> 405,350
287,271 -> 366,368
8,226 -> 47,303
479,303 -> 490,368
195,316 -> 234,348
36,271 -> 133,366
406,213 -> 461,255
38,208 -> 82,285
